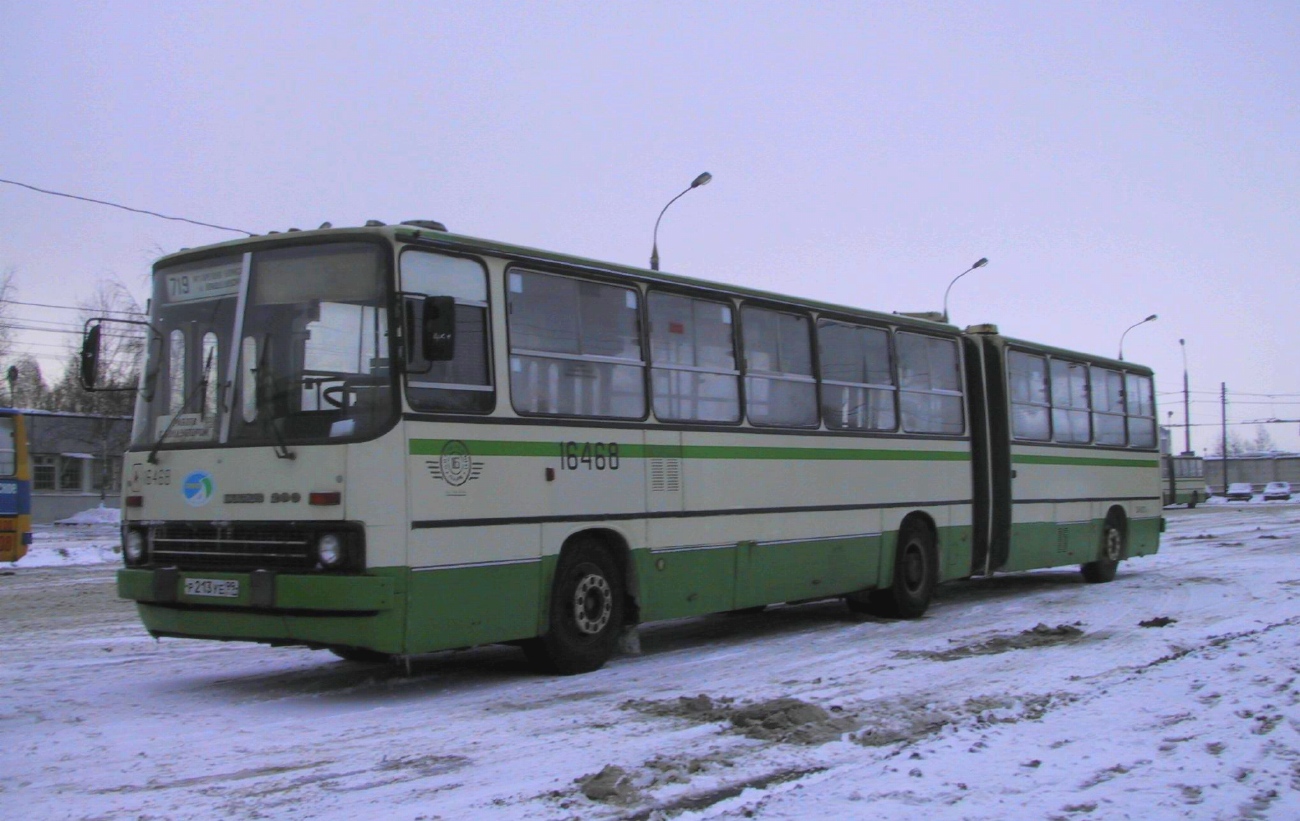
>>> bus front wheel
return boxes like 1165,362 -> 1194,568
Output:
1081,515 -> 1125,584
849,522 -> 935,619
524,541 -> 625,675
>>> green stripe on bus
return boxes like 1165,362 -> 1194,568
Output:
1012,454 -> 1157,468
409,439 -> 969,462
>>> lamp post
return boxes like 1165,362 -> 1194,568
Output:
650,172 -> 712,271
1117,314 -> 1157,361
941,257 -> 988,323
1179,338 -> 1192,454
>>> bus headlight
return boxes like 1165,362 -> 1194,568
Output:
317,533 -> 344,569
124,530 -> 147,566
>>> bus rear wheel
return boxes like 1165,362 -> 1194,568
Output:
849,522 -> 935,619
1081,514 -> 1125,583
524,541 -> 625,675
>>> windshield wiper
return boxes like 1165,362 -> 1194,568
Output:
147,347 -> 215,464
256,334 -> 295,460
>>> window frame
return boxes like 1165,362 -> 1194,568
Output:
739,302 -> 820,429
399,248 -> 496,415
505,267 -> 649,421
1049,357 -> 1093,445
895,330 -> 966,436
815,318 -> 899,433
1007,349 -> 1052,442
646,288 -> 742,425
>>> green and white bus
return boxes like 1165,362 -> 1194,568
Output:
1159,430 -> 1204,508
86,221 -> 1162,674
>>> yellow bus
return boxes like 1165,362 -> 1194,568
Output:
0,409 -> 33,563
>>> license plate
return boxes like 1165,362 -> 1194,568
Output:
184,578 -> 240,598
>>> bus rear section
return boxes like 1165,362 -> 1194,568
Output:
964,327 -> 1162,583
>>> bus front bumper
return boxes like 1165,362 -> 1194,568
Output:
117,568 -> 403,652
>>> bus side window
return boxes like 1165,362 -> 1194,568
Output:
897,332 -> 964,435
817,320 -> 896,431
400,250 -> 493,414
741,306 -> 817,428
0,417 -> 14,476
1051,359 -> 1091,443
1125,373 -> 1156,448
1008,351 -> 1050,441
648,292 -> 740,423
507,270 -> 645,419
1091,366 -> 1126,445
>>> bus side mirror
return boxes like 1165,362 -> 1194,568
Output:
423,296 -> 456,362
80,324 -> 102,390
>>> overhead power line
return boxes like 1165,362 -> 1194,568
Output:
0,177 -> 254,236
0,298 -> 144,316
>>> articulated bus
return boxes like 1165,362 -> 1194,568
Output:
84,222 -> 1162,674
0,409 -> 32,563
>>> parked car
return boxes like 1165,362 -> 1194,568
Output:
1226,482 -> 1255,502
1263,481 -> 1292,501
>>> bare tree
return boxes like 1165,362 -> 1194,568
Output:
1252,425 -> 1276,454
9,354 -> 50,410
49,278 -> 145,415
1208,432 -> 1250,457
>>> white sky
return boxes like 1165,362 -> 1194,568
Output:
3,1 -> 1298,451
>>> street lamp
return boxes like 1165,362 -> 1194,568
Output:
1179,338 -> 1192,454
1117,314 -> 1157,361
941,257 -> 988,323
650,172 -> 712,271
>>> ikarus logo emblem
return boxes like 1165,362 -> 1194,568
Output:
428,440 -> 483,488
181,471 -> 215,507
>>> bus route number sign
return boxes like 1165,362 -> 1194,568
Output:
559,441 -> 620,472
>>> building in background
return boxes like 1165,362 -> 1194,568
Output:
21,410 -> 131,523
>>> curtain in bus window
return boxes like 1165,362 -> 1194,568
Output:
817,320 -> 896,431
401,251 -> 493,413
1008,351 -> 1050,441
1091,366 -> 1126,445
896,332 -> 964,434
741,306 -> 817,427
507,271 -> 645,418
648,292 -> 740,422
1125,373 -> 1156,448
1051,359 -> 1091,443
167,329 -> 186,415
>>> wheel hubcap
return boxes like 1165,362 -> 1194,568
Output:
1103,527 -> 1122,562
902,544 -> 925,593
573,573 -> 613,635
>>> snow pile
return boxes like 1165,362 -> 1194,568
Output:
4,522 -> 121,567
54,504 -> 122,525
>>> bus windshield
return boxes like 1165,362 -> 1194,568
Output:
134,241 -> 395,450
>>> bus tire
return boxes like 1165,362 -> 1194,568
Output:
852,522 -> 935,619
329,647 -> 392,663
525,540 -> 625,675
1081,513 -> 1124,584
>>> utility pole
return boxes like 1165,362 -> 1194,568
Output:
1179,339 -> 1191,454
1221,383 -> 1229,492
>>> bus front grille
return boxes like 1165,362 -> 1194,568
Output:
150,524 -> 316,571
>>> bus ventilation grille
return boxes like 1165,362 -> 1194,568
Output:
650,458 -> 681,493
149,524 -> 316,571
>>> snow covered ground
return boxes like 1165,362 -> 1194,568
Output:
3,503 -> 1300,820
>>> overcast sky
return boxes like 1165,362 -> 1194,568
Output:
3,1 -> 1297,452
